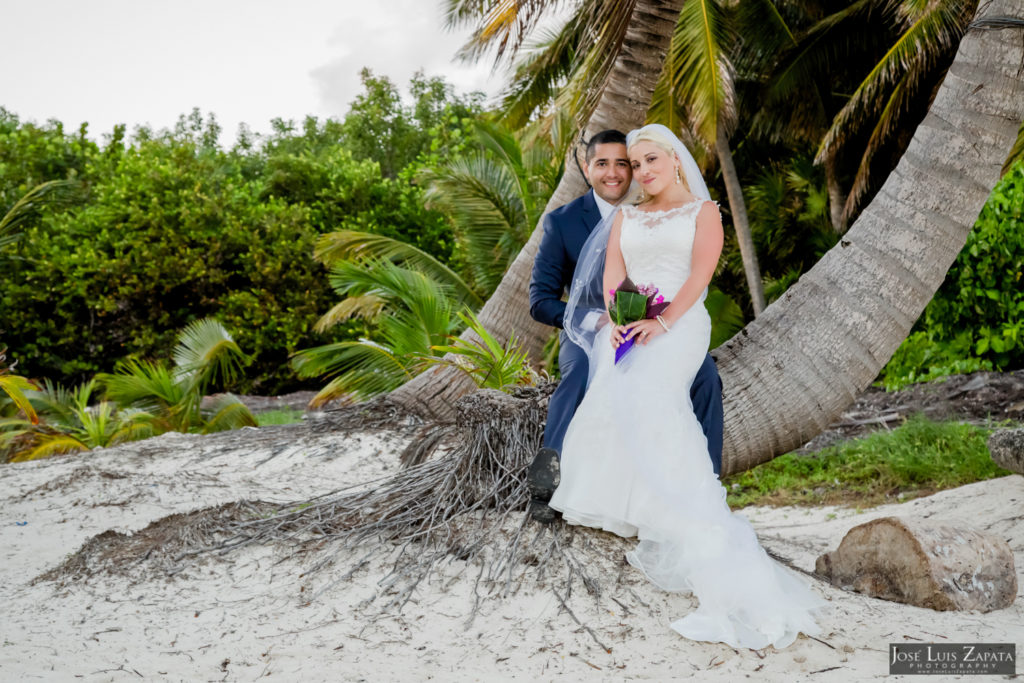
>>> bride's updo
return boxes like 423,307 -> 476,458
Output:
626,128 -> 691,197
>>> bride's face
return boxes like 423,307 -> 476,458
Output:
629,141 -> 680,198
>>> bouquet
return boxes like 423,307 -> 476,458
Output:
608,276 -> 669,364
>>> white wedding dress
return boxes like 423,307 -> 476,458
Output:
549,201 -> 826,649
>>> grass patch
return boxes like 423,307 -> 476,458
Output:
255,408 -> 305,426
724,416 -> 1012,509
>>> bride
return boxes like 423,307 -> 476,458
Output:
548,124 -> 826,649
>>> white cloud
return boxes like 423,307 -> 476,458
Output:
310,0 -> 498,115
0,0 -> 501,143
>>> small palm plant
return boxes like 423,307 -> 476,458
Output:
100,318 -> 257,434
2,380 -> 155,461
427,310 -> 537,391
292,259 -> 462,406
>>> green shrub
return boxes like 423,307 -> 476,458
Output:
0,111 -> 460,393
925,161 -> 1024,366
877,331 -> 994,391
879,161 -> 1024,387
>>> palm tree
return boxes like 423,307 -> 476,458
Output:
100,319 -> 257,434
647,0 -> 768,314
811,0 -> 978,226
392,0 -> 1023,478
388,0 -> 689,418
713,2 -> 1024,472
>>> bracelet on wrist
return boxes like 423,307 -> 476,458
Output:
656,315 -> 670,332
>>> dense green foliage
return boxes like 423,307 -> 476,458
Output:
880,162 -> 1024,388
0,73 -> 480,393
724,416 -> 1010,508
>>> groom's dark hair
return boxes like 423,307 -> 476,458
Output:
585,129 -> 627,163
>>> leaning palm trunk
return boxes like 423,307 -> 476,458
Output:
715,1 -> 1024,474
388,0 -> 687,419
393,0 -> 1023,471
716,129 -> 766,315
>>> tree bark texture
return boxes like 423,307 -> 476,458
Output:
715,0 -> 1024,474
388,0 -> 687,419
716,129 -> 767,315
815,516 -> 1017,612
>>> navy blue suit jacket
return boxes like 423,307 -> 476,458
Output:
529,190 -> 602,328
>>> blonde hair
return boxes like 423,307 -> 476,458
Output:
627,129 -> 691,198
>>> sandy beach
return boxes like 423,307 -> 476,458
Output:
1,421 -> 1021,681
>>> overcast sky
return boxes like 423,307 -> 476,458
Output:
0,0 -> 502,143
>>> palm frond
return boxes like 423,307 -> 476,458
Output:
816,0 -> 972,164
448,0 -> 567,66
840,70 -> 917,223
759,0 -> 880,144
202,394 -> 258,433
293,340 -> 421,405
0,374 -> 39,424
172,318 -> 249,391
0,180 -> 78,254
314,230 -> 483,308
110,410 -> 159,445
75,400 -> 116,448
428,310 -> 535,390
499,18 -> 583,129
661,0 -> 737,144
313,294 -> 386,332
100,358 -> 185,412
422,153 -> 527,294
11,434 -> 89,462
555,0 -> 637,128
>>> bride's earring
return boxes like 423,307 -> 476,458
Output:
638,187 -> 646,202
675,166 -> 682,184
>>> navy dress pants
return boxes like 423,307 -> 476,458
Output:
543,333 -> 724,476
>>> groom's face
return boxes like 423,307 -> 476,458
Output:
585,143 -> 631,204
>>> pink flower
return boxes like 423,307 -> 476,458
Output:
655,295 -> 664,304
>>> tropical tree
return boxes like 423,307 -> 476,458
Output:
391,0 -> 1024,477
812,0 -> 979,225
648,0 -> 767,313
709,4 -> 1024,472
386,0 -> 689,418
100,319 -> 257,434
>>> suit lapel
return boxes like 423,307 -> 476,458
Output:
581,190 -> 600,233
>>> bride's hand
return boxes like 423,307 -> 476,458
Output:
623,319 -> 666,346
610,324 -> 629,349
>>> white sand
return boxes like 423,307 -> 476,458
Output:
1,422 -> 1021,682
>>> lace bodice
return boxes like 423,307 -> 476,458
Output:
619,200 -> 710,298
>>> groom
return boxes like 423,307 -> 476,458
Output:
527,129 -> 725,523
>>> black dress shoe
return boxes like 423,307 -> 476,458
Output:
529,499 -> 559,524
527,447 -> 561,502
